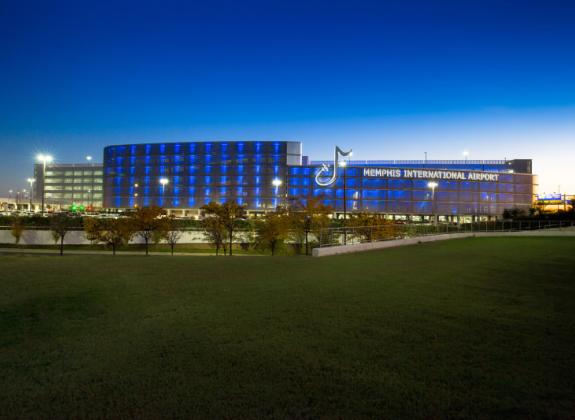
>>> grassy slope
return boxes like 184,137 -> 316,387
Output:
1,237 -> 574,418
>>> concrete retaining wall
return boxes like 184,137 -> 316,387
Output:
312,229 -> 575,257
0,229 -> 229,245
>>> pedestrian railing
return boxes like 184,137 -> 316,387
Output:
317,220 -> 575,248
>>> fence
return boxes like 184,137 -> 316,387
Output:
317,220 -> 575,248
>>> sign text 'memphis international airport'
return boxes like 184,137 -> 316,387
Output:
362,168 -> 500,181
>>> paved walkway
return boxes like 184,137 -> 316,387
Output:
0,248 -> 260,257
313,229 -> 575,257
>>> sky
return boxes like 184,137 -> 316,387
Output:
1,0 -> 574,195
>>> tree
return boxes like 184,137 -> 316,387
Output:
83,217 -> 101,245
98,218 -> 136,255
11,217 -> 24,244
220,201 -> 246,256
348,212 -> 399,242
130,206 -> 166,255
164,215 -> 184,256
202,201 -> 246,256
288,197 -> 333,254
50,213 -> 74,256
201,211 -> 227,255
255,210 -> 290,256
503,207 -> 528,220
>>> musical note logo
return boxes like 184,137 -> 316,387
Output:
314,146 -> 353,187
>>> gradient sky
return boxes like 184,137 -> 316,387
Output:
1,0 -> 574,195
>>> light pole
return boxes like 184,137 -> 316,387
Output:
159,178 -> 169,204
27,178 -> 35,212
86,156 -> 94,209
272,178 -> 283,208
284,171 -> 289,207
37,154 -> 53,215
428,181 -> 438,226
304,215 -> 311,256
134,183 -> 139,208
339,159 -> 348,245
463,150 -> 469,162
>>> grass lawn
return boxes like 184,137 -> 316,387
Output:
1,237 -> 574,418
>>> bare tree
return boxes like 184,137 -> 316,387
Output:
164,215 -> 184,255
202,201 -> 246,256
50,213 -> 73,256
201,211 -> 226,255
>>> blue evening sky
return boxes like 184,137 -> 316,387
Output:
1,0 -> 574,194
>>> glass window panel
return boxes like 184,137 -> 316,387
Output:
362,178 -> 387,188
412,180 -> 429,189
388,190 -> 409,200
498,183 -> 514,193
515,184 -> 531,194
412,190 -> 431,200
480,182 -> 497,191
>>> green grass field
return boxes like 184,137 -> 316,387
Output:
1,237 -> 574,418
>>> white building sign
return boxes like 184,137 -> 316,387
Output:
362,168 -> 499,182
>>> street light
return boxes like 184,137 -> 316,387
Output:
272,178 -> 283,208
159,177 -> 169,195
134,183 -> 140,208
339,159 -> 348,245
36,154 -> 53,215
463,150 -> 469,162
21,190 -> 27,210
27,178 -> 35,212
428,181 -> 438,226
86,156 -> 94,208
304,215 -> 312,256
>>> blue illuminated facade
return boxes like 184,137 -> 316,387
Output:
103,141 -> 536,219
103,141 -> 302,211
290,159 -> 535,219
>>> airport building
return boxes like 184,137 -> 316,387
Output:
33,163 -> 104,210
102,141 -> 537,221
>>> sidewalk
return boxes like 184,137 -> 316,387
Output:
313,230 -> 575,257
0,248 -> 260,257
